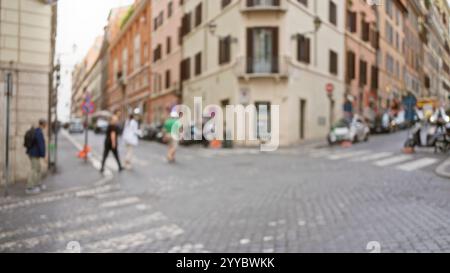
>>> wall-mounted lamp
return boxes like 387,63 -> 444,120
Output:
208,22 -> 238,43
290,16 -> 322,39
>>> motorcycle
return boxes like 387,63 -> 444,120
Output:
404,110 -> 436,148
430,109 -> 450,154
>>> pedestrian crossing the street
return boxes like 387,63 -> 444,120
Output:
307,148 -> 443,173
0,184 -> 185,253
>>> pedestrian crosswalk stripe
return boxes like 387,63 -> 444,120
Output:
309,150 -> 329,158
350,152 -> 393,162
328,150 -> 371,160
74,224 -> 184,253
0,212 -> 167,252
374,155 -> 414,167
396,158 -> 439,172
100,197 -> 141,208
0,203 -> 151,243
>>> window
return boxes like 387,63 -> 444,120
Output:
297,0 -> 308,7
195,3 -> 202,27
329,1 -> 337,26
346,51 -> 355,83
181,58 -> 191,81
359,60 -> 367,87
371,66 -> 378,90
221,0 -> 232,9
165,70 -> 171,89
347,10 -> 357,33
255,102 -> 271,141
247,27 -> 279,73
182,12 -> 192,36
167,36 -> 172,54
329,50 -> 338,75
297,34 -> 310,64
113,58 -> 119,84
134,34 -> 141,70
122,48 -> 128,77
168,2 -> 173,18
195,52 -> 202,76
219,36 -> 231,65
361,18 -> 370,42
153,44 -> 162,62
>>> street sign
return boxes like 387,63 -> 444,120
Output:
326,83 -> 334,94
81,101 -> 95,114
81,94 -> 95,114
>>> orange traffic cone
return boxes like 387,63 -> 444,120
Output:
210,139 -> 222,149
77,145 -> 92,159
341,141 -> 352,148
402,147 -> 415,154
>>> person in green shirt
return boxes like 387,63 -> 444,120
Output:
163,111 -> 181,163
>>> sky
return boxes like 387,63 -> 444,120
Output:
56,0 -> 134,122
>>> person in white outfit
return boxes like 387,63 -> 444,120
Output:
123,114 -> 140,169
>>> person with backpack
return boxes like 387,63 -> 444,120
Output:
24,119 -> 47,195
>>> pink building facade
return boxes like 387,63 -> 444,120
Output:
345,0 -> 379,120
149,0 -> 183,125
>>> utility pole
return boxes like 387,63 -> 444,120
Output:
3,71 -> 13,197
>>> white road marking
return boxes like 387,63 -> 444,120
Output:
0,212 -> 167,251
100,197 -> 141,208
309,150 -> 330,158
79,224 -> 184,253
374,155 -> 414,167
0,204 -> 150,242
0,182 -> 117,213
328,150 -> 371,160
350,152 -> 393,162
396,158 -> 439,172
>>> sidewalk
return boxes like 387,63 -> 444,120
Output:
436,158 -> 450,179
0,132 -> 110,199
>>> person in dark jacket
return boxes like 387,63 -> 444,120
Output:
100,115 -> 123,174
26,119 -> 47,195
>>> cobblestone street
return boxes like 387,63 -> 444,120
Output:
0,130 -> 449,253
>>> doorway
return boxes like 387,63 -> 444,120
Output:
299,99 -> 306,140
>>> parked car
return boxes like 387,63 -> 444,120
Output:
94,118 -> 108,134
141,124 -> 163,141
328,116 -> 370,145
392,110 -> 407,130
370,112 -> 393,134
68,118 -> 84,134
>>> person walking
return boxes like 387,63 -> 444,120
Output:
163,110 -> 181,163
100,115 -> 123,174
123,114 -> 140,170
24,119 -> 47,195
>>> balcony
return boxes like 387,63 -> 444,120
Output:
234,56 -> 289,80
240,0 -> 287,14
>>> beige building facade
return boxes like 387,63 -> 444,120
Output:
181,0 -> 346,146
0,0 -> 56,183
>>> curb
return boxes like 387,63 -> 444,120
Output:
436,159 -> 450,179
61,130 -> 114,178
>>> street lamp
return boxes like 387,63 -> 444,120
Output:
290,16 -> 322,39
207,22 -> 238,42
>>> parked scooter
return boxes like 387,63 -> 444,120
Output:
404,109 -> 435,148
430,108 -> 450,154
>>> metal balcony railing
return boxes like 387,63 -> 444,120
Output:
235,56 -> 289,79
241,0 -> 287,13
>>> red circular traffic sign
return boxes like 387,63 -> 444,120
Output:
326,83 -> 334,94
